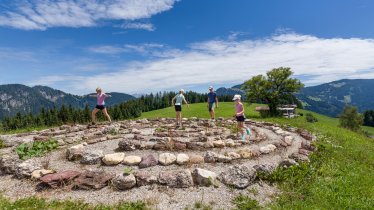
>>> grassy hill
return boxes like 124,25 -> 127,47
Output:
140,102 -> 374,209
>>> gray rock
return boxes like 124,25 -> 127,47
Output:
158,170 -> 194,188
118,140 -> 140,151
279,158 -> 299,168
112,174 -> 136,190
253,164 -> 275,174
204,151 -> 218,163
15,159 -> 43,179
66,143 -> 86,161
216,155 -> 232,163
80,150 -> 104,165
134,171 -> 158,186
218,165 -> 256,189
0,154 -> 22,174
139,154 -> 158,168
289,153 -> 310,162
192,168 -> 217,186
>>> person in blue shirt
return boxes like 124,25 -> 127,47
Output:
207,86 -> 219,120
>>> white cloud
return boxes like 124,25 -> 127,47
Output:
30,33 -> 374,94
0,0 -> 178,30
87,45 -> 126,54
121,22 -> 155,31
87,43 -> 167,56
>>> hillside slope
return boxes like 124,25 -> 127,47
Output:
297,79 -> 374,117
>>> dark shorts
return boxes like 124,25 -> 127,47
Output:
208,103 -> 215,112
236,115 -> 245,122
95,105 -> 106,110
175,105 -> 182,112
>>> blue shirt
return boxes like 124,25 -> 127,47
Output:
208,92 -> 217,103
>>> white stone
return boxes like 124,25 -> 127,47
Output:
260,144 -> 277,154
66,143 -> 86,161
176,154 -> 189,165
102,153 -> 125,165
225,139 -> 235,147
213,140 -> 225,148
159,153 -> 177,166
31,169 -> 55,180
123,155 -> 142,166
284,136 -> 294,146
227,152 -> 241,160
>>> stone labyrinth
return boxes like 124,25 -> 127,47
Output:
0,118 -> 316,209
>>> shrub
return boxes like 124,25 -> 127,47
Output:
305,113 -> 318,123
339,105 -> 363,132
16,139 -> 58,160
123,167 -> 133,176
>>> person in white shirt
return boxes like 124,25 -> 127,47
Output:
172,89 -> 189,127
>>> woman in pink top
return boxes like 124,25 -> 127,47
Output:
90,87 -> 112,124
233,95 -> 250,141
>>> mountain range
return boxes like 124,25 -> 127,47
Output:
215,79 -> 374,117
1,79 -> 374,119
0,84 -> 135,119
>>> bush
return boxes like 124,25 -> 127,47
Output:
305,113 -> 318,123
16,139 -> 59,160
339,105 -> 363,132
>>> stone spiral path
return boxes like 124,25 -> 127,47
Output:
0,118 -> 315,209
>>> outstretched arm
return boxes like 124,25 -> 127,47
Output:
183,98 -> 189,107
104,93 -> 112,97
89,94 -> 96,98
215,97 -> 219,108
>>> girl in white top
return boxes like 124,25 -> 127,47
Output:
172,89 -> 189,127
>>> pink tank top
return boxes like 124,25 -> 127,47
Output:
97,93 -> 106,105
236,103 -> 243,116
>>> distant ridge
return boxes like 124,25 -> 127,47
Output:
215,79 -> 374,117
0,84 -> 135,118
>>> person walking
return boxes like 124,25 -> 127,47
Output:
90,87 -> 112,124
172,89 -> 189,127
207,86 -> 218,120
233,94 -> 250,141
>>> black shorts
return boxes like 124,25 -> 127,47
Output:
175,105 -> 182,112
95,105 -> 106,110
236,115 -> 245,122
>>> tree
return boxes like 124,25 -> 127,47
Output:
339,105 -> 363,132
363,110 -> 374,127
242,67 -> 304,116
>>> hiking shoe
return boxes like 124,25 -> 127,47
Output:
246,128 -> 251,135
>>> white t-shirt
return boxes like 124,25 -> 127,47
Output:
175,94 -> 185,105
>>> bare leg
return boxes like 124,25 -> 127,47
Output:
102,108 -> 112,122
176,111 -> 180,125
178,112 -> 182,126
239,122 -> 244,136
91,108 -> 99,123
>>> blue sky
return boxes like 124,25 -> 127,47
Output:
1,0 -> 374,95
